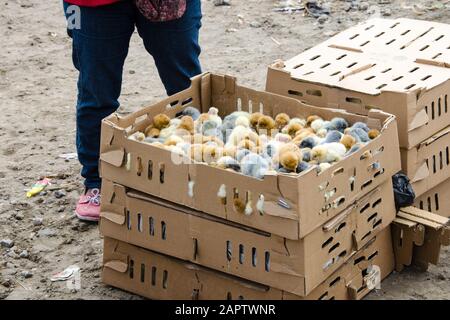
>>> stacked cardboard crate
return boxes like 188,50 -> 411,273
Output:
266,18 -> 450,216
99,72 -> 402,299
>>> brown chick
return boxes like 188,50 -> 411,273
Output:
153,114 -> 170,130
340,134 -> 356,150
275,113 -> 290,130
293,128 -> 314,143
286,122 -> 303,137
306,115 -> 321,127
237,139 -> 257,151
368,129 -> 380,140
144,125 -> 160,138
250,112 -> 263,128
177,116 -> 195,134
257,115 -> 276,135
202,145 -> 223,164
280,151 -> 300,172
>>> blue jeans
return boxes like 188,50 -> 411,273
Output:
63,0 -> 202,189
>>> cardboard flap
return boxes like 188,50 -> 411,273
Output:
100,182 -> 126,225
400,206 -> 450,226
346,285 -> 358,300
411,162 -> 429,183
101,211 -> 126,225
408,109 -> 429,132
415,58 -> 450,69
269,251 -> 302,277
322,205 -> 354,232
422,126 -> 450,146
104,260 -> 128,273
100,148 -> 125,167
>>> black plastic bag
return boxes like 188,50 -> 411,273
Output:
392,172 -> 415,212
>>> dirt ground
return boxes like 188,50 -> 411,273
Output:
1,0 -> 449,300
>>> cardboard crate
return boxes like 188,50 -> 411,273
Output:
401,126 -> 450,196
100,178 -> 395,296
266,18 -> 450,150
102,226 -> 394,300
414,178 -> 450,217
100,72 -> 400,240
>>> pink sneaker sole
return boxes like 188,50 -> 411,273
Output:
75,210 -> 100,222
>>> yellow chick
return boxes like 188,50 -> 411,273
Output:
340,134 -> 356,150
275,113 -> 290,130
144,125 -> 160,138
250,112 -> 263,129
257,115 -> 276,136
368,129 -> 380,140
307,115 -> 322,127
153,114 -> 171,130
177,116 -> 195,135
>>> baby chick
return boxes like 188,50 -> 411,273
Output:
153,114 -> 171,130
311,119 -> 326,133
280,151 -> 301,172
235,115 -> 250,128
202,145 -> 223,164
190,144 -> 204,162
289,117 -> 307,128
179,106 -> 201,121
250,112 -> 263,129
237,139 -> 257,151
177,116 -> 195,135
316,162 -> 332,173
324,130 -> 343,144
207,107 -> 222,127
340,134 -> 356,150
351,122 -> 370,133
307,115 -> 322,127
301,148 -> 312,162
346,143 -> 363,156
223,145 -> 238,158
296,161 -> 311,173
299,136 -> 321,149
311,142 -> 346,163
274,133 -> 292,143
257,115 -> 276,136
216,156 -> 241,172
329,117 -> 349,133
164,135 -> 184,146
347,127 -> 370,143
240,153 -> 270,179
129,131 -> 145,141
368,129 -> 380,140
275,113 -> 290,130
236,148 -> 252,162
144,125 -> 160,138
285,122 -> 303,137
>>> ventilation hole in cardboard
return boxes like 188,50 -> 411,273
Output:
287,89 -> 303,97
427,196 -> 432,212
445,95 -> 448,113
376,145 -> 384,154
328,242 -> 340,254
432,155 -> 437,173
390,22 -> 399,28
303,71 -> 314,76
293,63 -> 304,69
137,213 -> 142,233
409,67 -> 419,73
318,292 -> 328,300
433,53 -> 442,59
161,221 -> 167,240
159,164 -> 165,184
322,236 -> 333,248
347,62 -> 357,68
226,241 -> 232,262
419,200 -> 424,210
238,295 -> 244,300
361,231 -> 372,241
149,217 -> 155,236
373,168 -> 385,178
368,251 -> 379,261
381,68 -> 392,73
346,97 -> 362,104
401,30 -> 410,36
421,75 -> 432,81
365,25 -> 374,30
140,264 -> 145,283
147,160 -> 153,180
393,76 -> 403,81
336,197 -> 345,207
420,45 -> 430,51
372,198 -> 382,208
162,270 -> 168,289
310,55 -> 321,61
336,54 -> 347,60
182,97 -> 193,106
332,167 -> 344,177
321,63 -> 331,69
435,34 -> 444,41
435,193 -> 439,211
349,34 -> 359,40
252,247 -> 257,267
361,179 -> 373,190
354,256 -> 365,265
227,292 -> 232,300
373,219 -> 382,229
350,177 -> 355,192
376,84 -> 387,90
386,39 -> 395,45
136,157 -> 142,177
375,31 -> 385,38
126,210 -> 131,230
338,250 -> 347,258
330,71 -> 341,76
446,147 -> 449,165
129,260 -> 134,279
438,98 -> 442,116
360,40 -> 370,47
405,84 -> 416,90
360,202 -> 370,214
329,276 -> 341,287
440,151 -> 443,170
367,212 -> 378,222
151,267 -> 156,286
431,101 -> 436,120
233,188 -> 239,199
425,105 -> 428,116
336,222 -> 347,233
306,89 -> 322,97
265,251 -> 270,272
365,75 -> 376,81
239,244 -> 244,265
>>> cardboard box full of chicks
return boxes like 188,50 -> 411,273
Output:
100,178 -> 395,296
100,72 -> 401,240
101,226 -> 394,300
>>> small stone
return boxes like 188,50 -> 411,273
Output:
1,239 -> 14,248
1,279 -> 12,288
214,0 -> 231,6
249,21 -> 261,28
129,70 -> 135,74
358,2 -> 369,11
14,213 -> 24,220
54,190 -> 66,199
381,8 -> 392,16
317,15 -> 329,24
19,250 -> 29,259
32,217 -> 43,226
437,273 -> 446,281
21,271 -> 33,279
37,228 -> 57,237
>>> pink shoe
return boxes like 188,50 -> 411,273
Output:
75,188 -> 101,222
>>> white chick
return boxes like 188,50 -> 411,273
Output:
311,119 -> 325,133
311,142 -> 346,163
289,117 -> 306,128
240,153 -> 270,179
207,107 -> 223,127
235,115 -> 250,128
